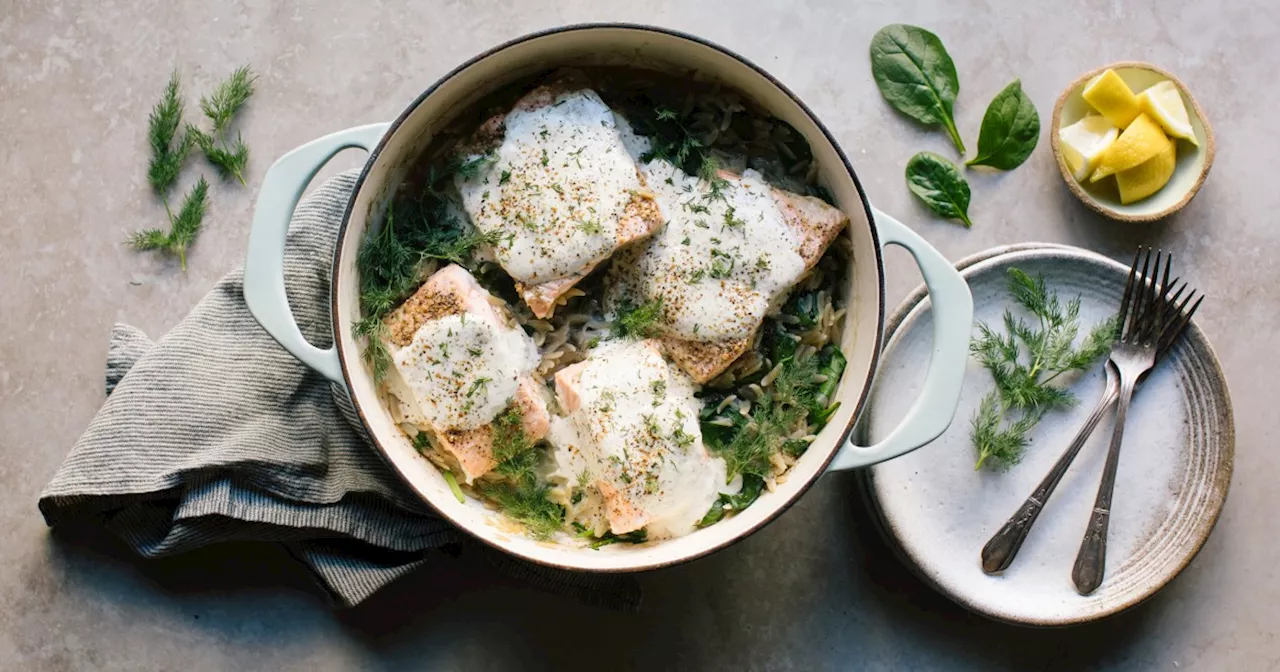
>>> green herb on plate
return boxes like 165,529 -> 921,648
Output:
905,152 -> 973,227
967,80 -> 1041,170
970,268 -> 1118,470
869,24 -> 965,154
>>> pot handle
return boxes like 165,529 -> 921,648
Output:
243,122 -> 391,383
826,208 -> 973,471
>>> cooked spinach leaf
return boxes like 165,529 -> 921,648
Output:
573,525 -> 649,549
869,24 -> 965,154
967,79 -> 1040,170
905,151 -> 973,228
697,474 -> 765,527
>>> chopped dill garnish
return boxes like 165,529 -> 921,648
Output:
709,249 -> 735,279
499,169 -> 511,185
465,376 -> 491,398
722,205 -> 745,230
650,379 -> 667,405
576,219 -> 603,235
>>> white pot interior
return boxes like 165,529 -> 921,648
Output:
331,25 -> 884,571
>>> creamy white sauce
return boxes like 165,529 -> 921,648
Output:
388,313 -> 538,431
455,89 -> 644,284
549,340 -> 729,539
609,159 -> 807,342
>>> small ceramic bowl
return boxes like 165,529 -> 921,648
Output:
1050,62 -> 1215,222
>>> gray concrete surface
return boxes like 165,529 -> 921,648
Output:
2,1 -> 1276,670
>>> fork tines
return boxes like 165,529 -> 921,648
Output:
1123,247 -> 1204,353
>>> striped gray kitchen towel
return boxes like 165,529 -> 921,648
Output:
37,169 -> 641,611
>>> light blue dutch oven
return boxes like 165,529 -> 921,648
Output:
242,24 -> 973,572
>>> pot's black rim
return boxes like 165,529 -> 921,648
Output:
328,22 -> 887,573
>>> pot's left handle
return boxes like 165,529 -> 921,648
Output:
243,123 -> 391,383
827,208 -> 973,471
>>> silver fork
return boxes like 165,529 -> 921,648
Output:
979,249 -> 1202,577
1071,249 -> 1202,594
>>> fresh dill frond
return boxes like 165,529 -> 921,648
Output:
720,353 -> 818,479
354,161 -> 505,381
147,71 -> 191,195
353,315 -> 392,381
475,405 -> 565,539
200,65 -> 256,135
128,176 -> 208,271
191,126 -> 249,185
452,152 -> 497,180
129,229 -> 171,251
169,176 -> 209,255
476,480 -> 564,540
613,297 -> 664,339
190,66 -> 256,184
970,268 -> 1118,470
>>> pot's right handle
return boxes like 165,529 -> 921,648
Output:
826,208 -> 973,471
243,123 -> 390,383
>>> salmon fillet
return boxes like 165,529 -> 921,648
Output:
383,264 -> 549,483
456,74 -> 664,319
660,184 -> 849,384
517,189 -> 663,318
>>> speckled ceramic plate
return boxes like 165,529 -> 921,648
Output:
856,243 -> 1233,626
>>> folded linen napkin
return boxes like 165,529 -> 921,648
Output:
38,169 -> 640,610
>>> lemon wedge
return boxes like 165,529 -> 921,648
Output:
1058,115 -> 1119,181
1138,80 -> 1199,146
1090,113 -> 1172,182
1081,69 -> 1142,127
1116,142 -> 1177,204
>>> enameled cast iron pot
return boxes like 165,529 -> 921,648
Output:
243,24 -> 974,572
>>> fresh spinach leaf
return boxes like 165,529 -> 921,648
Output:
967,80 -> 1040,170
869,24 -> 965,154
905,151 -> 973,228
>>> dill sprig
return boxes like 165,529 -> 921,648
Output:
146,71 -> 191,196
129,176 -> 209,271
613,297 -> 664,339
200,65 -> 256,135
970,268 -> 1118,470
190,126 -> 250,185
191,66 -> 257,185
475,406 -> 565,539
353,181 -> 503,381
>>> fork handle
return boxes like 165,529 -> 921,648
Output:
1072,370 -> 1140,595
980,363 -> 1120,574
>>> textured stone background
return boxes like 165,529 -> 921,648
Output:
1,1 -> 1276,670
